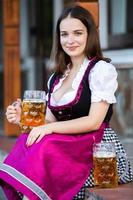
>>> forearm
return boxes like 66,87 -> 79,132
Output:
51,116 -> 100,134
46,102 -> 109,135
27,102 -> 109,146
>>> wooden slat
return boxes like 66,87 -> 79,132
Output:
89,182 -> 133,200
3,0 -> 21,136
3,0 -> 20,26
4,46 -> 21,102
3,46 -> 21,136
4,28 -> 19,45
76,1 -> 99,29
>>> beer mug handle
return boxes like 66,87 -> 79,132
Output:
116,152 -> 129,181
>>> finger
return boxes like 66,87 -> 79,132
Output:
6,114 -> 17,120
12,102 -> 21,112
26,125 -> 45,146
26,131 -> 40,146
7,116 -> 16,121
6,113 -> 17,119
6,111 -> 17,117
17,98 -> 22,104
9,118 -> 18,124
26,134 -> 32,146
35,133 -> 45,143
27,136 -> 38,146
27,129 -> 37,142
6,117 -> 17,123
6,110 -> 17,116
7,105 -> 16,111
15,100 -> 22,110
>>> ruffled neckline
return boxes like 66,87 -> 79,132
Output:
53,57 -> 90,93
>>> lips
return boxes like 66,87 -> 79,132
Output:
67,46 -> 79,51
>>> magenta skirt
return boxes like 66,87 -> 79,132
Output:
0,123 -> 106,200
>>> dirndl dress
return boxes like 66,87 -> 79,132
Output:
47,58 -> 133,200
0,58 -> 132,200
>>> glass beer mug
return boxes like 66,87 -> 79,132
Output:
93,142 -> 118,188
20,90 -> 46,132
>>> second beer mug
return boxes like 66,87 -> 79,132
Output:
93,142 -> 118,188
20,90 -> 46,132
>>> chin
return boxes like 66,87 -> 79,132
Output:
66,51 -> 83,57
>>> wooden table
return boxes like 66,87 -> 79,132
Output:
87,182 -> 133,200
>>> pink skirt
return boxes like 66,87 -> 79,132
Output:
0,124 -> 106,200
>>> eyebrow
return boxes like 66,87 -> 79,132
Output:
60,29 -> 84,33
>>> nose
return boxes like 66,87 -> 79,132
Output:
67,35 -> 74,44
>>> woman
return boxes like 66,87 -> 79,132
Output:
0,5 -> 132,200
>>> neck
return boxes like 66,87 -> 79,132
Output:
71,56 -> 86,69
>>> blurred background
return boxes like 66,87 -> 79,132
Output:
0,0 -> 133,162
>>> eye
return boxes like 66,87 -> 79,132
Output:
75,31 -> 83,36
60,32 -> 68,37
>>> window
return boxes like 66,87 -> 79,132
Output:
108,0 -> 133,49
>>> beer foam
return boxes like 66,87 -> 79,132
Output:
23,99 -> 45,103
94,151 -> 116,158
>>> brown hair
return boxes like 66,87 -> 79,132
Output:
52,5 -> 110,75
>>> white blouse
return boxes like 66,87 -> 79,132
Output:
47,58 -> 118,106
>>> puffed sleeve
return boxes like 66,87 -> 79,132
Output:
89,60 -> 118,103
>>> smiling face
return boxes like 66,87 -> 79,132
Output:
59,16 -> 88,60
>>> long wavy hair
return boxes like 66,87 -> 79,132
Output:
51,5 -> 110,75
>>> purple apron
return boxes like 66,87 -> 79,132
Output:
0,124 -> 105,200
0,58 -> 107,199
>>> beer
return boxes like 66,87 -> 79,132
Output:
93,143 -> 118,188
20,90 -> 46,132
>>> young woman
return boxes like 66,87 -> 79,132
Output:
0,5 -> 132,200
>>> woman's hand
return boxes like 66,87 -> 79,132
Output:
26,123 -> 53,146
5,99 -> 22,124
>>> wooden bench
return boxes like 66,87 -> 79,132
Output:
85,182 -> 133,200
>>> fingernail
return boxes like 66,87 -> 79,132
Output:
26,142 -> 29,147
